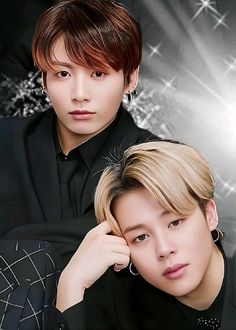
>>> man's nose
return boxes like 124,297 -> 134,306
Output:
155,235 -> 176,260
71,76 -> 90,102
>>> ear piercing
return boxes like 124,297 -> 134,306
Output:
127,89 -> 137,102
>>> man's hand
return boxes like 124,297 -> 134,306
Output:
56,221 -> 130,311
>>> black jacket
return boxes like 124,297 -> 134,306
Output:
0,240 -> 61,330
0,106 -> 158,262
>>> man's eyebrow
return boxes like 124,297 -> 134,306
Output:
51,61 -> 73,68
123,210 -> 171,235
123,224 -> 145,235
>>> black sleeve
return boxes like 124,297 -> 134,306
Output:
47,303 -> 86,330
46,269 -> 127,330
1,214 -> 98,266
0,240 -> 62,330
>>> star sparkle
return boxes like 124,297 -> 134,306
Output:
212,12 -> 229,30
191,0 -> 219,22
216,174 -> 236,198
160,76 -> 176,95
147,43 -> 162,58
223,56 -> 236,75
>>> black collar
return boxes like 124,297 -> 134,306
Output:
54,108 -> 121,169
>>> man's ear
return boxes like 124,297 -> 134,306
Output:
124,67 -> 140,94
206,199 -> 219,231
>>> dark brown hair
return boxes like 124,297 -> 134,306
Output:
32,0 -> 142,85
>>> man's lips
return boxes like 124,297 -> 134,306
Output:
162,264 -> 188,279
69,110 -> 95,115
68,110 -> 95,119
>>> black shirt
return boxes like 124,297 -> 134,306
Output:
54,113 -> 119,220
174,251 -> 226,329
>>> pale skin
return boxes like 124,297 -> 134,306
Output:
114,189 -> 224,310
56,188 -> 224,313
44,36 -> 139,155
56,221 -> 130,312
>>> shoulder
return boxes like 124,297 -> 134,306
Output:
136,126 -> 160,143
118,106 -> 160,142
0,109 -> 53,134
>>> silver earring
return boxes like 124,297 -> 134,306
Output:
42,88 -> 47,95
129,262 -> 139,276
213,228 -> 224,243
127,89 -> 137,102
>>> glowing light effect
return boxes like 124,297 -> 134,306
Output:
223,56 -> 236,75
160,76 -> 176,95
212,12 -> 229,30
140,0 -> 236,212
191,0 -> 219,22
216,174 -> 236,198
147,42 -> 162,58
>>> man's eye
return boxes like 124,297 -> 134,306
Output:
92,71 -> 105,78
169,219 -> 182,228
56,71 -> 69,78
135,234 -> 148,242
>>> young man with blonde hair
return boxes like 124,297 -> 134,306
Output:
56,141 -> 235,329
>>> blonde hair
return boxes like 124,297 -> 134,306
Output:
94,141 -> 215,236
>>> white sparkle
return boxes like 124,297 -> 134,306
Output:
147,43 -> 162,58
191,0 -> 219,22
223,56 -> 236,75
216,174 -> 236,197
212,12 -> 229,30
160,76 -> 176,95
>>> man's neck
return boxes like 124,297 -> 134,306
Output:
176,245 -> 225,311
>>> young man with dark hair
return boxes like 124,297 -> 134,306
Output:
0,0 -> 158,264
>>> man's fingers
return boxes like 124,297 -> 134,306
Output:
107,243 -> 130,256
113,263 -> 125,272
97,220 -> 112,233
112,254 -> 130,271
87,222 -> 128,247
105,235 -> 127,245
88,220 -> 112,236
